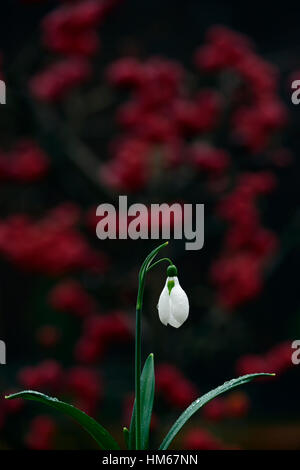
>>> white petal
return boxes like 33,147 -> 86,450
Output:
169,280 -> 189,327
167,312 -> 181,328
157,285 -> 170,326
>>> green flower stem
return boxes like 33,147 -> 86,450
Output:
134,242 -> 171,450
146,258 -> 173,273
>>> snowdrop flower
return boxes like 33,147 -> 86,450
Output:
157,265 -> 189,328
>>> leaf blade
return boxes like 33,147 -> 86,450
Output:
159,373 -> 275,450
5,390 -> 120,450
123,427 -> 130,449
129,353 -> 155,450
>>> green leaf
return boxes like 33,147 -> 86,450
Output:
159,373 -> 275,450
5,391 -> 120,450
129,353 -> 155,450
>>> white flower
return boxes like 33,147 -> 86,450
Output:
157,275 -> 189,328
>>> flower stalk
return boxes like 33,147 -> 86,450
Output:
134,241 -> 172,450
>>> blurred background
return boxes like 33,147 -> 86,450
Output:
0,0 -> 299,450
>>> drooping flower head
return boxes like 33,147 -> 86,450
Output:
157,265 -> 189,328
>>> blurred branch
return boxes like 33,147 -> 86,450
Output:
7,43 -> 105,192
31,101 -> 104,191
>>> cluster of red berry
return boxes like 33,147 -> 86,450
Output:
99,26 -> 289,193
0,204 -> 108,275
203,391 -> 250,421
75,311 -> 133,363
101,56 -> 224,191
195,26 -> 287,153
20,363 -> 103,449
49,279 -> 98,317
0,140 -> 49,182
18,360 -> 103,414
182,428 -> 227,450
211,172 -> 278,309
236,341 -> 293,377
25,415 -> 57,450
156,363 -> 198,409
29,0 -> 122,102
